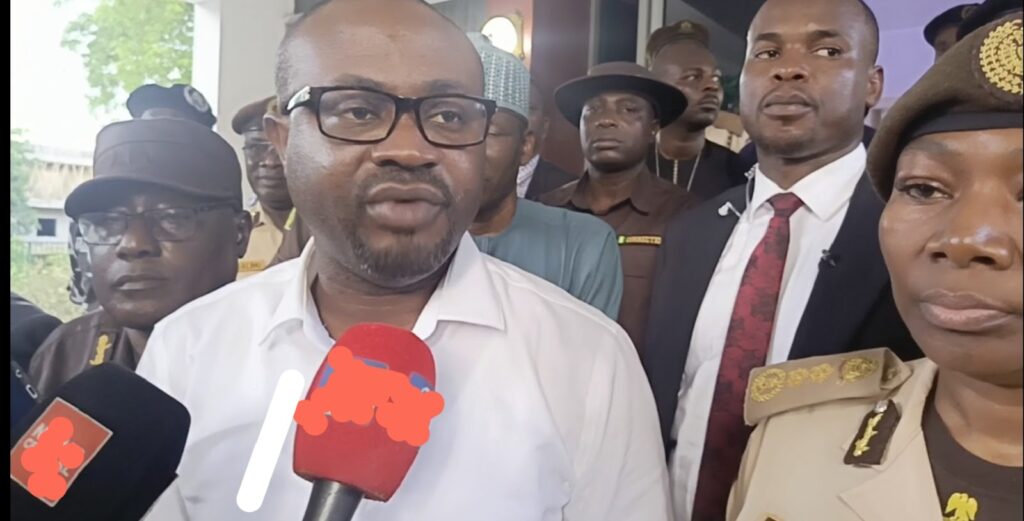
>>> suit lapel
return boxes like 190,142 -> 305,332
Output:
651,187 -> 748,441
789,174 -> 889,360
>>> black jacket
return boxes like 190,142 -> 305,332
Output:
524,158 -> 577,201
10,293 -> 62,370
643,174 -> 921,452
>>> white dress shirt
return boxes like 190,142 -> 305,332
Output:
517,154 -> 541,198
668,145 -> 866,521
138,234 -> 670,521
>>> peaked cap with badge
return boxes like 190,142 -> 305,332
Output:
727,14 -> 1024,521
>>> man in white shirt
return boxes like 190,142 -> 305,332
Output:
519,80 -> 576,200
643,0 -> 922,519
137,1 -> 670,520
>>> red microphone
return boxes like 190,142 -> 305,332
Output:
293,323 -> 444,521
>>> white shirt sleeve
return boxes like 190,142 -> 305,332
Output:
135,321 -> 185,401
564,334 -> 672,521
136,322 -> 191,521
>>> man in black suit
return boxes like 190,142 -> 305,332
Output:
521,80 -> 576,200
643,1 -> 922,519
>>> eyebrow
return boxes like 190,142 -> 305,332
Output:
752,32 -> 783,46
904,137 -> 954,156
319,76 -> 471,96
323,74 -> 386,91
752,29 -> 848,46
807,29 -> 845,43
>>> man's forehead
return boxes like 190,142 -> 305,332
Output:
586,91 -> 650,104
287,11 -> 483,96
98,185 -> 205,210
750,0 -> 862,40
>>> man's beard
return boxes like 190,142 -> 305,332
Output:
346,168 -> 460,286
348,225 -> 457,286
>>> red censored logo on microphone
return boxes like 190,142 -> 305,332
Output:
294,345 -> 444,446
10,398 -> 113,505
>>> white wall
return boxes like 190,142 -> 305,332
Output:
188,0 -> 293,200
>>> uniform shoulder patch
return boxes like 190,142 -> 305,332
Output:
844,399 -> 902,466
743,347 -> 911,426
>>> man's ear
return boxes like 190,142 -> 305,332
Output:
519,129 -> 537,167
865,65 -> 885,111
649,122 -> 662,144
263,111 -> 290,162
233,211 -> 254,259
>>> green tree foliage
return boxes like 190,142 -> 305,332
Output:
10,131 -> 37,236
60,0 -> 194,111
11,238 -> 84,322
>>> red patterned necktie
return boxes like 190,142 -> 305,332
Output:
690,192 -> 804,521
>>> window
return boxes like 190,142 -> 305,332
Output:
36,218 -> 57,237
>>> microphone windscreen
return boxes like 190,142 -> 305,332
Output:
10,363 -> 190,521
293,323 -> 442,501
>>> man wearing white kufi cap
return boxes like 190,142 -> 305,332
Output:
467,33 -> 624,320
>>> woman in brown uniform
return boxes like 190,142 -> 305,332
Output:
727,13 -> 1022,521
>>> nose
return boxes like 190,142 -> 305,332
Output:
702,77 -> 722,95
595,113 -> 619,129
368,112 -> 442,170
926,191 -> 1017,271
259,148 -> 282,168
115,216 -> 161,260
771,56 -> 809,83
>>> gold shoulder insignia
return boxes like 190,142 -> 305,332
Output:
978,19 -> 1023,96
88,333 -> 114,366
744,347 -> 911,426
844,399 -> 901,466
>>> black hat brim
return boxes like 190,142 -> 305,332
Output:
65,177 -> 235,219
554,74 -> 688,128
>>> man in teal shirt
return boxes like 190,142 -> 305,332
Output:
468,34 -> 623,320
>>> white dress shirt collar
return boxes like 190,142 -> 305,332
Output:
258,233 -> 506,347
750,144 -> 866,221
516,154 -> 541,198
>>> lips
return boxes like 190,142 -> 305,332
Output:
918,290 -> 1017,333
695,95 -> 721,108
761,90 -> 815,118
590,138 -> 622,150
364,183 -> 448,231
112,274 -> 168,291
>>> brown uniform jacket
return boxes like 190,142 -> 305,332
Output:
237,205 -> 284,280
729,351 -> 946,521
539,170 -> 693,352
269,208 -> 313,267
28,310 -> 142,398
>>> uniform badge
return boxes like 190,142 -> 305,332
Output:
977,19 -> 1023,96
944,492 -> 978,521
88,334 -> 112,366
183,85 -> 211,113
285,208 -> 298,231
617,235 -> 662,246
844,399 -> 901,466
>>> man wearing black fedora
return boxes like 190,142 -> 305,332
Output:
540,61 -> 694,354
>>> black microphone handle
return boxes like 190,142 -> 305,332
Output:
302,480 -> 363,521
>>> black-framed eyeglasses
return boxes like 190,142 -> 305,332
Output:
283,85 -> 497,148
76,203 -> 236,246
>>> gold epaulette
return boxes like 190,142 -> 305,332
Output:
744,347 -> 911,426
284,208 -> 297,231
